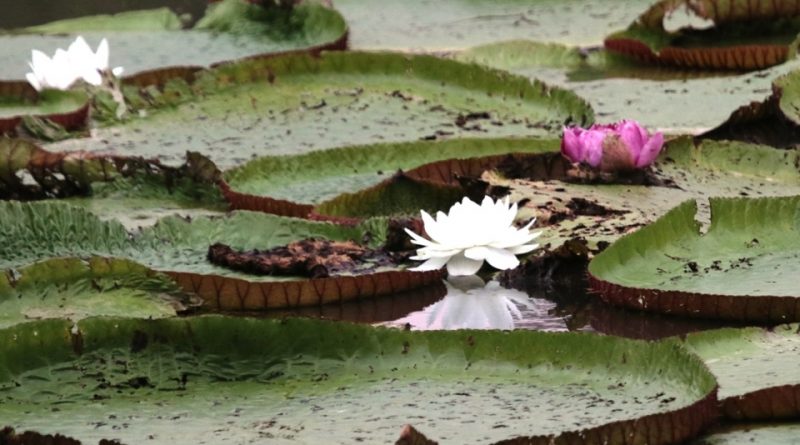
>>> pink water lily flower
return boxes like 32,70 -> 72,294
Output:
561,120 -> 664,172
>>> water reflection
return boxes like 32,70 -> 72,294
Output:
211,282 -> 447,324
385,276 -> 567,331
208,267 -> 747,340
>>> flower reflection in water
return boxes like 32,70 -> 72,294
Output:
388,276 -> 567,331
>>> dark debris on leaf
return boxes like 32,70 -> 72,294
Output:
207,239 -> 409,279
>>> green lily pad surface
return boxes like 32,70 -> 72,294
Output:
47,51 -> 592,168
0,257 -> 191,329
692,423 -> 800,445
589,196 -> 800,322
0,1 -> 348,80
685,324 -> 800,420
0,316 -> 716,444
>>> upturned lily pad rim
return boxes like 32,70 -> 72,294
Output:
0,315 -> 719,445
588,197 -> 800,323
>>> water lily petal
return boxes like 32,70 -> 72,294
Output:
560,127 -> 584,163
580,129 -> 606,167
445,252 -> 484,276
25,73 -> 41,91
409,255 -> 451,272
481,247 -> 520,270
404,228 -> 433,247
634,131 -> 665,168
617,120 -> 648,155
112,66 -> 124,76
411,247 -> 463,260
95,38 -> 110,70
507,242 -> 540,255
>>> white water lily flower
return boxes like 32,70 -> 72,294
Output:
68,36 -> 124,86
405,196 -> 541,276
26,36 -> 123,91
26,48 -> 76,91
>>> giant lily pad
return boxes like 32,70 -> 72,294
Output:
604,0 -> 800,70
0,201 -> 441,309
589,196 -> 800,322
0,0 -> 348,80
47,51 -> 593,168
684,324 -> 800,420
0,316 -> 717,444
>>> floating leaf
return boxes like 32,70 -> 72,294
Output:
589,196 -> 800,322
47,51 -> 593,168
685,324 -> 800,420
0,316 -> 717,444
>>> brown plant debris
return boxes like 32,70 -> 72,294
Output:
207,239 -> 408,279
